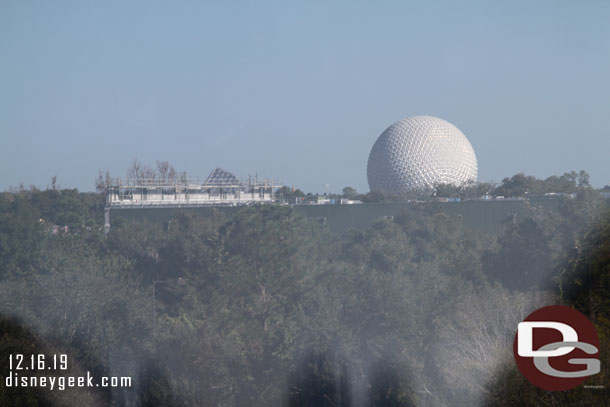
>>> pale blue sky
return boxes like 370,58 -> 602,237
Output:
1,1 -> 609,192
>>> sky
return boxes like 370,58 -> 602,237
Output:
1,0 -> 609,193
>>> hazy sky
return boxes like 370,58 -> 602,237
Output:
2,1 -> 609,193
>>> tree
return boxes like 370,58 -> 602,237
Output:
483,210 -> 610,406
277,186 -> 306,201
578,170 -> 591,188
341,187 -> 357,199
127,159 -> 156,181
362,191 -> 387,203
95,170 -> 112,194
493,173 -> 537,197
0,179 -> 605,406
156,160 -> 177,182
483,217 -> 553,290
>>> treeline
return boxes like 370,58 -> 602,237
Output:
101,161 -> 601,203
0,175 -> 609,406
336,170 -> 600,203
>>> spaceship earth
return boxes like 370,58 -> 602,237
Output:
367,116 -> 477,194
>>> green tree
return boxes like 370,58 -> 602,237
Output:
341,186 -> 358,199
483,217 -> 553,290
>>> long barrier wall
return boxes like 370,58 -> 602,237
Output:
107,197 -> 564,235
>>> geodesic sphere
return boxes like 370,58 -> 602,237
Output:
367,116 -> 477,194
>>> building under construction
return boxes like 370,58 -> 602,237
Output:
104,167 -> 282,232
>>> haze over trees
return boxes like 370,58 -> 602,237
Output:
0,171 -> 609,406
348,170 -> 596,203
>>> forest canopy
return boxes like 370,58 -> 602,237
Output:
0,173 -> 609,406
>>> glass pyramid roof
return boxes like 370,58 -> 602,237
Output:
204,167 -> 241,187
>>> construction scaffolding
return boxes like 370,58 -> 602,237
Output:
106,168 -> 282,209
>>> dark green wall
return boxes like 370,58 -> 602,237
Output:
109,197 -> 563,235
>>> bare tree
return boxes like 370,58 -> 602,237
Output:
431,285 -> 552,405
157,160 -> 169,179
95,171 -> 105,193
95,170 -> 113,194
156,160 -> 178,182
127,159 -> 156,182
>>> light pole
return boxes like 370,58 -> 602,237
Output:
152,277 -> 188,336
